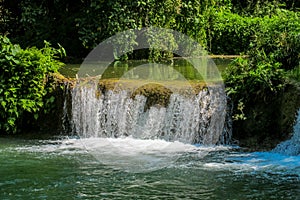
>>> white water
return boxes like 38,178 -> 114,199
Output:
12,137 -> 300,175
67,81 -> 300,173
71,82 -> 228,145
272,109 -> 300,156
13,137 -> 225,172
2,136 -> 298,199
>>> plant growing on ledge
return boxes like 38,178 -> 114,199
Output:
224,50 -> 287,120
0,36 -> 65,133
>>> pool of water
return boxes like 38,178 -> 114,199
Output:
0,136 -> 299,199
60,58 -> 232,79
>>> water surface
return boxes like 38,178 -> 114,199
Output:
1,137 -> 299,199
59,58 -> 231,79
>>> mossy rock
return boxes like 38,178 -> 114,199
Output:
131,83 -> 172,109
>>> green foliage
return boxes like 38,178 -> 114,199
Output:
0,36 -> 65,133
224,52 -> 287,121
222,7 -> 300,122
210,12 -> 260,54
176,0 -> 232,49
231,0 -> 284,17
1,0 -> 299,59
251,10 -> 300,70
210,9 -> 300,57
286,66 -> 300,82
231,0 -> 300,15
1,0 -> 85,58
76,0 -> 182,57
232,101 -> 247,121
75,0 -> 232,60
225,53 -> 286,101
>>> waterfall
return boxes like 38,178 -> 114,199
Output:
61,83 -> 72,134
71,81 -> 229,145
272,109 -> 300,156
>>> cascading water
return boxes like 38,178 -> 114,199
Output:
71,81 -> 229,145
272,109 -> 300,156
61,83 -> 72,134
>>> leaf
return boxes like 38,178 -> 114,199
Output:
0,35 -> 65,133
48,96 -> 55,103
34,114 -> 39,120
1,101 -> 6,108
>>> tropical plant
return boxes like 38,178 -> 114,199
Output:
0,36 -> 65,133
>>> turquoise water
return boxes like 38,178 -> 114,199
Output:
0,137 -> 299,199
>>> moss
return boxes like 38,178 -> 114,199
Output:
51,72 -> 75,86
131,83 -> 172,109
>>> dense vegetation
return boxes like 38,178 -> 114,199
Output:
1,0 -> 299,56
0,0 -> 299,136
0,36 -> 64,133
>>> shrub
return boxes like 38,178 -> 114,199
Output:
225,52 -> 286,102
251,10 -> 300,70
224,51 -> 287,121
0,36 -> 65,133
210,11 -> 260,55
223,9 -> 299,109
76,0 -> 232,58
